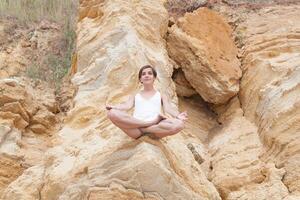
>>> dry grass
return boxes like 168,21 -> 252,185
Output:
164,0 -> 208,19
0,0 -> 78,25
0,0 -> 78,93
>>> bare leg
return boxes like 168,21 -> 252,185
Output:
120,128 -> 143,139
107,109 -> 162,129
108,116 -> 144,139
140,118 -> 184,138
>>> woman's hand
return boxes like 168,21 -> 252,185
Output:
176,111 -> 188,121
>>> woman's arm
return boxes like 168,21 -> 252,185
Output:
161,94 -> 179,118
161,94 -> 188,121
106,95 -> 134,111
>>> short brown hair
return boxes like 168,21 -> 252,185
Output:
138,65 -> 157,81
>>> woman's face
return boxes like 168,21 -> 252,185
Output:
140,68 -> 155,84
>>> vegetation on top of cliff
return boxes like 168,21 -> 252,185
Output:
0,0 -> 78,92
0,0 -> 77,25
164,0 -> 209,19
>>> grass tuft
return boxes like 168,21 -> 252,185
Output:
1,0 -> 78,93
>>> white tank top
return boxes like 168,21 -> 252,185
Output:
133,91 -> 162,122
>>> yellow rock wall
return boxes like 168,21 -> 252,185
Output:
167,8 -> 241,104
1,1 -> 300,200
238,5 -> 300,195
2,1 -> 221,199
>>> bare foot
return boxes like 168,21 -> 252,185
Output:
137,128 -> 160,140
159,113 -> 167,120
177,111 -> 188,121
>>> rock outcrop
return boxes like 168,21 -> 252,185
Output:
172,68 -> 197,97
167,8 -> 241,104
1,1 -> 221,199
0,77 -> 58,196
238,5 -> 300,195
1,1 -> 300,200
0,78 -> 58,134
202,4 -> 300,199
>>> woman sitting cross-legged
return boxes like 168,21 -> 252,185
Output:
106,65 -> 188,139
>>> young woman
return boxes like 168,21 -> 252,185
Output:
106,65 -> 188,139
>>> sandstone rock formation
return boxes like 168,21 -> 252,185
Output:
0,78 -> 58,134
209,116 -> 264,198
0,77 -> 58,196
237,5 -> 300,196
1,1 -> 300,200
167,2 -> 300,199
1,1 -> 221,199
167,8 -> 242,104
172,68 -> 197,97
201,4 -> 300,199
0,124 -> 25,196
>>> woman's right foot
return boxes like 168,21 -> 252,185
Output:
159,113 -> 167,120
142,114 -> 167,127
137,128 -> 159,140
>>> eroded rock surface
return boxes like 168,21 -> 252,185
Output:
237,5 -> 300,195
0,78 -> 58,196
172,68 -> 197,97
167,8 -> 241,104
2,1 -> 221,200
0,78 -> 59,134
209,116 -> 266,198
2,1 -> 300,200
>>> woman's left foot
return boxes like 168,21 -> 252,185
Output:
159,113 -> 167,120
151,114 -> 166,125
